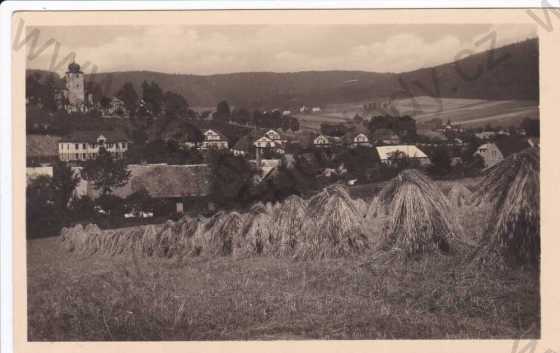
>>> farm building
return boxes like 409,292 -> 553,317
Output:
475,136 -> 531,168
58,130 -> 129,162
27,134 -> 61,166
74,163 -> 211,215
376,145 -> 431,166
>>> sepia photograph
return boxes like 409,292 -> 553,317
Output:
20,14 -> 541,342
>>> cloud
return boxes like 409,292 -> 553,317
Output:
26,24 -> 537,75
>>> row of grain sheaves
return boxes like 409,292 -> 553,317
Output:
61,147 -> 540,269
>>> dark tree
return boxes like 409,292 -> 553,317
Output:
163,91 -> 188,118
215,100 -> 231,122
26,73 -> 43,104
334,146 -> 380,182
232,107 -> 251,125
100,96 -> 111,109
207,151 -> 255,207
116,82 -> 139,114
26,176 -> 63,238
85,80 -> 104,104
131,128 -> 148,145
428,145 -> 452,177
51,161 -> 81,210
142,81 -> 164,116
81,148 -> 131,195
289,117 -> 300,132
353,114 -> 364,125
96,194 -> 126,218
521,117 -> 540,137
69,195 -> 96,221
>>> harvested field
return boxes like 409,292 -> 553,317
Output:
28,236 -> 540,340
292,97 -> 538,131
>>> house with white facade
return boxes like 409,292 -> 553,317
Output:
254,136 -> 276,149
313,134 -> 331,148
199,129 -> 229,150
344,132 -> 370,148
474,136 -> 531,168
102,97 -> 128,117
58,130 -> 129,162
259,129 -> 287,153
376,145 -> 431,166
264,129 -> 285,143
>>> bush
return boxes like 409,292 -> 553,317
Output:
26,176 -> 64,238
69,196 -> 97,222
96,194 -> 126,218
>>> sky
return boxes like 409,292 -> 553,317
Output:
25,24 -> 537,75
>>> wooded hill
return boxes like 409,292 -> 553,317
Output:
28,38 -> 538,108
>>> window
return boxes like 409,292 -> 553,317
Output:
82,153 -> 86,159
83,143 -> 87,149
75,143 -> 79,149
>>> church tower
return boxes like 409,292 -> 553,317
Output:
65,60 -> 85,111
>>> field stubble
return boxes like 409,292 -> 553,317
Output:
28,234 -> 539,340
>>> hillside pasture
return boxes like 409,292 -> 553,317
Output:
293,97 -> 539,132
392,96 -> 539,128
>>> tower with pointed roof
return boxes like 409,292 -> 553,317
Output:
65,60 -> 85,112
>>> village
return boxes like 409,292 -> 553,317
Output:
20,20 -> 543,342
26,60 -> 540,231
